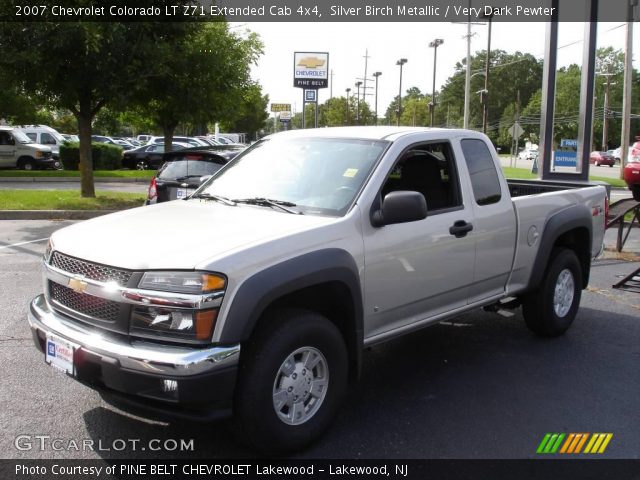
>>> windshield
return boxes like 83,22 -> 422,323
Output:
197,136 -> 388,216
12,130 -> 32,144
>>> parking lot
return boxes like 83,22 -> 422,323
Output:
1,219 -> 639,460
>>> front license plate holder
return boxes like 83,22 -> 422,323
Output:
45,333 -> 78,376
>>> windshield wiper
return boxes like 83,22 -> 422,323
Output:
232,197 -> 302,215
176,174 -> 204,182
191,192 -> 236,206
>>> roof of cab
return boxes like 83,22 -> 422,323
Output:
263,126 -> 484,142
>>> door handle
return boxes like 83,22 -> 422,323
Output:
449,220 -> 473,238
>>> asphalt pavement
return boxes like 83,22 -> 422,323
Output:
1,220 -> 639,460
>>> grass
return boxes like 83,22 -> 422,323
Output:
0,190 -> 146,210
0,169 -> 154,178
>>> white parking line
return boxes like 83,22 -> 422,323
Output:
0,238 -> 48,250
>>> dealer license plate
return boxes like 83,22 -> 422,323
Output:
45,333 -> 77,376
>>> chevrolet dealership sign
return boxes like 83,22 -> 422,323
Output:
294,52 -> 329,88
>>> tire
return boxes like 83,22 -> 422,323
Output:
609,164 -> 613,168
18,158 -> 35,171
522,248 -> 582,337
595,161 -> 600,166
631,185 -> 640,202
234,309 -> 348,454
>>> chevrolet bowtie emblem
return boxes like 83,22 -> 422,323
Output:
297,57 -> 325,68
68,277 -> 88,294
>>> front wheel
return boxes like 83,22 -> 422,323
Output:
522,248 -> 582,337
234,309 -> 348,454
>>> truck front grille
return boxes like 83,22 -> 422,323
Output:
49,281 -> 120,323
50,252 -> 133,286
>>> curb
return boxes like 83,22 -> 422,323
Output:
0,177 -> 150,183
0,210 -> 117,220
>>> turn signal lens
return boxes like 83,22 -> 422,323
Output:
195,310 -> 218,340
202,274 -> 226,292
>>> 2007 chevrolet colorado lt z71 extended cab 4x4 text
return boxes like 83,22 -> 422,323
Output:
28,127 -> 607,452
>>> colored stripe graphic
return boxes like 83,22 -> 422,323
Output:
584,433 -> 613,454
537,433 -> 565,454
538,433 -> 613,454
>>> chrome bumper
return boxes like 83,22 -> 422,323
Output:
28,294 -> 240,377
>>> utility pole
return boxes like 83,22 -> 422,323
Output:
482,13 -> 494,134
429,38 -> 444,127
362,49 -> 370,103
601,73 -> 614,151
373,71 -> 382,125
330,69 -> 334,99
464,18 -> 472,129
345,88 -> 351,125
396,58 -> 408,126
620,1 -> 636,179
512,89 -> 521,167
355,81 -> 362,124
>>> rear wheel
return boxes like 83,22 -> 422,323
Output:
234,309 -> 348,454
522,248 -> 582,337
631,185 -> 640,202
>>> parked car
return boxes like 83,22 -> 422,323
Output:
112,139 -> 136,151
589,151 -> 615,167
146,145 -> 245,204
16,125 -> 66,160
518,148 -> 538,161
136,134 -> 151,143
61,134 -> 79,143
0,126 -> 57,170
30,127 -> 607,453
146,136 -> 209,147
122,142 -> 191,170
91,135 -> 119,145
623,158 -> 640,201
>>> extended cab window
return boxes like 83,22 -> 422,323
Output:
381,142 -> 461,212
460,139 -> 502,206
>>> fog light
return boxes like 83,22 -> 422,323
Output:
163,379 -> 178,393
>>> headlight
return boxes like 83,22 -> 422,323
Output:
138,271 -> 226,294
131,307 -> 217,344
132,271 -> 226,343
35,150 -> 43,158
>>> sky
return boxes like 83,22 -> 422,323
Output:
232,21 -> 638,117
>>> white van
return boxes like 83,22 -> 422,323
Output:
0,126 -> 57,170
16,125 -> 66,160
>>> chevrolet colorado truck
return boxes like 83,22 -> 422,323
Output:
28,127 -> 607,452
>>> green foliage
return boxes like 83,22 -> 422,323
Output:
222,82 -> 269,140
60,143 -> 123,170
135,22 -> 264,149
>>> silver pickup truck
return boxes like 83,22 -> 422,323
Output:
28,127 -> 607,452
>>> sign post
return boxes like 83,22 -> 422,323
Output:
294,52 -> 329,129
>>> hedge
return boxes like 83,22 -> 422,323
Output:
60,142 -> 123,170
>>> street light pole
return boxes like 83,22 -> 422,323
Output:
355,81 -> 363,124
482,13 -> 494,134
396,58 -> 407,126
429,38 -> 444,127
345,88 -> 351,125
373,71 -> 382,126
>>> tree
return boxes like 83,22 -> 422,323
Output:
136,23 -> 263,151
0,18 -> 191,196
222,82 -> 269,141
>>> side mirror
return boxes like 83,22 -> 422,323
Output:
371,191 -> 428,227
199,175 -> 212,185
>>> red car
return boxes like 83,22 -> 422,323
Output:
624,160 -> 640,201
589,151 -> 615,167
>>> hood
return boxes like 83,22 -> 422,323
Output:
21,143 -> 52,153
51,200 -> 336,270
